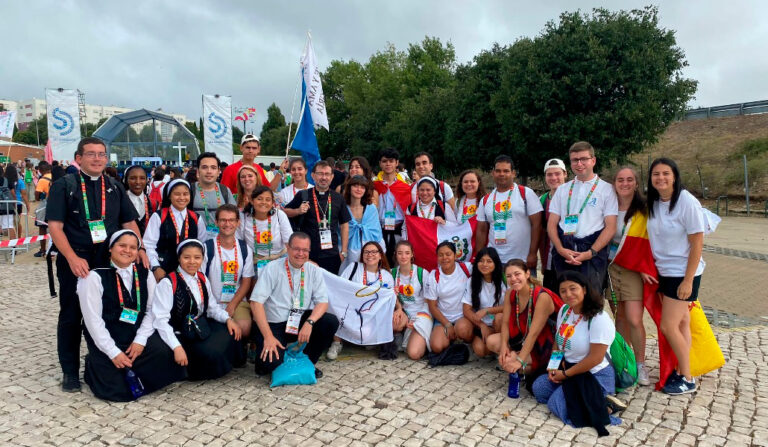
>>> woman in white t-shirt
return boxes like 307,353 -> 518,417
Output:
454,169 -> 486,224
391,241 -> 432,360
329,241 -> 403,360
646,158 -> 705,395
458,247 -> 506,357
532,271 -> 623,429
237,186 -> 293,277
425,241 -> 473,354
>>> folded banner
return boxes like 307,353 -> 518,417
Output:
0,111 -> 16,138
202,94 -> 233,164
405,216 -> 475,271
46,89 -> 81,162
322,270 -> 395,345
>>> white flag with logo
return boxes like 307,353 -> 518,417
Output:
0,111 -> 16,138
46,89 -> 81,162
322,270 -> 395,345
301,36 -> 329,131
202,94 -> 233,163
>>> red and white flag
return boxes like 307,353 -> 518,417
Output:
44,139 -> 53,164
405,216 -> 476,271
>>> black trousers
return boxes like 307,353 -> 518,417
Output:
253,311 -> 339,375
56,247 -> 107,376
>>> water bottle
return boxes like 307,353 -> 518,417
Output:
507,372 -> 520,398
124,368 -> 145,400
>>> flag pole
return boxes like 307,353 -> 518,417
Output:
284,31 -> 311,159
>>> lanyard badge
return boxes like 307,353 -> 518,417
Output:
117,266 -> 141,324
81,174 -> 107,243
564,178 -> 599,235
285,260 -> 305,334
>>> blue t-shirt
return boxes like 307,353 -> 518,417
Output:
16,179 -> 25,202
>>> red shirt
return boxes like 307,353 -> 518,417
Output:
220,160 -> 271,194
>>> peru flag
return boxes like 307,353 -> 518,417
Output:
405,216 -> 476,271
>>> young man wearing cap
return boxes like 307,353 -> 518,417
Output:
538,158 -> 568,291
475,155 -> 543,268
547,141 -> 617,292
411,152 -> 456,210
220,134 -> 287,194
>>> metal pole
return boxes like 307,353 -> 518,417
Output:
697,163 -> 706,199
152,118 -> 157,159
744,155 -> 750,216
35,120 -> 40,146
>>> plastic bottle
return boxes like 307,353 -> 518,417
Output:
507,372 -> 520,398
124,368 -> 145,399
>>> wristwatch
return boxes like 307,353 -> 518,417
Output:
306,319 -> 315,326
589,248 -> 598,258
341,251 -> 347,257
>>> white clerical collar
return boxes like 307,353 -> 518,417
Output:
81,171 -> 101,181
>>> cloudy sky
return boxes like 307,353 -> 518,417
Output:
2,0 -> 766,133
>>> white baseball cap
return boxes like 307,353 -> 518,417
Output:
543,158 -> 567,173
241,134 -> 260,145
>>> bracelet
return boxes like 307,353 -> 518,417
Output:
562,369 -> 569,378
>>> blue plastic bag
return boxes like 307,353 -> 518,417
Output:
270,342 -> 317,388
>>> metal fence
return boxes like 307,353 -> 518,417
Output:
683,100 -> 768,120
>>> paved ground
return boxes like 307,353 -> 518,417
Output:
1,216 -> 767,446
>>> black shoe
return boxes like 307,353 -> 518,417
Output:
605,395 -> 628,414
61,374 -> 81,392
315,368 -> 323,379
34,250 -> 45,258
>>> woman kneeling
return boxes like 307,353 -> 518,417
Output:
461,247 -> 506,357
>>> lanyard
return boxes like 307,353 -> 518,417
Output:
419,202 -> 435,219
514,285 -> 534,338
492,188 -> 513,221
312,190 -> 332,226
80,174 -> 105,221
253,214 -> 273,254
557,306 -> 584,351
363,268 -> 383,286
168,208 -> 189,244
285,260 -> 305,308
566,177 -> 599,216
199,184 -> 221,225
115,265 -> 141,311
215,236 -> 238,284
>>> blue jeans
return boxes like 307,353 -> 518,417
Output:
532,364 -> 622,426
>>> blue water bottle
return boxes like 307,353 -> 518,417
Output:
507,372 -> 520,398
124,368 -> 145,400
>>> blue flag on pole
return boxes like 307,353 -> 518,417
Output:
291,69 -> 321,176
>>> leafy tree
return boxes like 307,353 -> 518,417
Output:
261,103 -> 286,136
13,114 -> 47,145
261,124 -> 293,156
492,6 -> 697,175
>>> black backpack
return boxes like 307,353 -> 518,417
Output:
0,178 -> 14,215
427,343 -> 470,367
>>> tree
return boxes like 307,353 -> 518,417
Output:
492,6 -> 697,175
261,103 -> 286,136
13,114 -> 47,145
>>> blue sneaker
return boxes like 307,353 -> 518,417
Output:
663,376 -> 696,395
665,370 -> 682,387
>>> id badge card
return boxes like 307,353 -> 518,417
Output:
220,284 -> 236,303
493,222 -> 507,245
256,259 -> 270,275
206,224 -> 219,236
563,214 -> 579,235
286,309 -> 303,335
119,308 -> 139,325
547,350 -> 564,370
319,229 -> 333,250
608,242 -> 618,260
88,220 -> 108,244
384,210 -> 396,231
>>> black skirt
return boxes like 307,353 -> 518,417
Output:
84,333 -> 187,402
181,319 -> 238,380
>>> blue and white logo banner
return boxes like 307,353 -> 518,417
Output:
45,89 -> 81,162
202,94 -> 233,163
0,111 -> 15,138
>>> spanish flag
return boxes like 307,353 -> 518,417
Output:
373,173 -> 412,214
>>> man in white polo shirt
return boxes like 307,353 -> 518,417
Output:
475,155 -> 543,268
547,141 -> 617,292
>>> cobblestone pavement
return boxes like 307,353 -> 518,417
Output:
1,262 -> 767,447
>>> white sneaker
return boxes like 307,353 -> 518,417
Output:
326,341 -> 342,360
637,364 -> 651,386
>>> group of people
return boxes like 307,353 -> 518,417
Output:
44,134 -> 708,433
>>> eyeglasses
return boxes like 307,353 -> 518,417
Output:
313,172 -> 333,177
217,218 -> 238,224
570,156 -> 593,165
363,250 -> 380,256
82,152 -> 108,159
289,247 -> 311,253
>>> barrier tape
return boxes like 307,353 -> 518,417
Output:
0,234 -> 49,248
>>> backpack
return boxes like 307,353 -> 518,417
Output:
190,182 -> 233,207
204,238 -> 249,277
160,207 -> 199,225
427,343 -> 470,367
435,262 -> 470,283
0,178 -> 13,215
149,180 -> 167,206
481,184 -> 527,209
391,266 -> 424,287
408,199 -> 446,218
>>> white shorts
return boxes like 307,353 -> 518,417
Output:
0,214 -> 14,229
